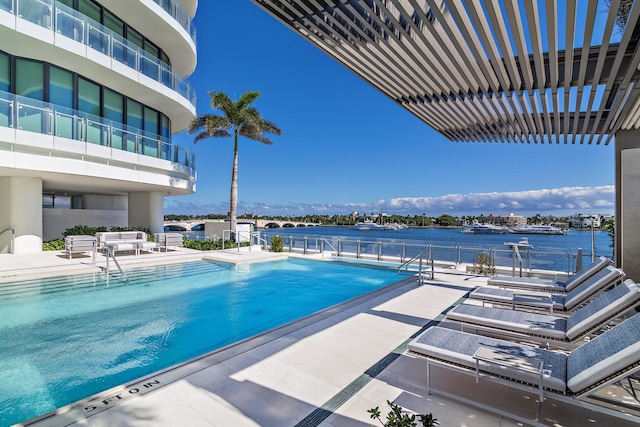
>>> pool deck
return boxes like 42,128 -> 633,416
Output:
1,248 -> 639,427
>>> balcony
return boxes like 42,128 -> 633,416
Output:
0,90 -> 196,169
150,0 -> 197,43
0,0 -> 196,107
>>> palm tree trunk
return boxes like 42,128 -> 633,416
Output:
229,132 -> 239,233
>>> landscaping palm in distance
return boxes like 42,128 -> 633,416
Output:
189,91 -> 281,232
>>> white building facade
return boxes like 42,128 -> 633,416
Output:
0,0 -> 198,253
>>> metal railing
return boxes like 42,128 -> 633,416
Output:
0,228 -> 15,254
1,90 -> 196,168
221,230 -> 264,252
150,0 -> 197,42
397,251 -> 433,284
104,244 -> 126,284
2,0 -> 196,106
264,235 -> 583,278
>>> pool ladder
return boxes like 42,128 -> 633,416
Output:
104,245 -> 126,283
397,252 -> 433,284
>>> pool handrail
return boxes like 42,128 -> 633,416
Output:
0,227 -> 14,254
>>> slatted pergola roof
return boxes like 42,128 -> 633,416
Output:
251,0 -> 640,144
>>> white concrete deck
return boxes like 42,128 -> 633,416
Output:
1,248 -> 638,427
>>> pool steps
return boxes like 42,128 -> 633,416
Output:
0,261 -> 229,300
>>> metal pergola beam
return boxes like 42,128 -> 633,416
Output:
252,0 -> 640,144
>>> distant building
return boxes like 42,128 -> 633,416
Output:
570,214 -> 602,228
493,213 -> 527,227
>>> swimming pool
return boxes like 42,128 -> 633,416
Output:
0,258 -> 402,426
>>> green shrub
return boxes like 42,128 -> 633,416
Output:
62,225 -> 107,237
368,400 -> 438,427
183,238 -> 223,251
182,238 -> 250,251
270,235 -> 284,252
43,240 -> 65,251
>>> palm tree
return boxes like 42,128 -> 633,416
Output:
188,91 -> 281,233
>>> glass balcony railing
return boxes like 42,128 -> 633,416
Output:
0,90 -> 196,169
3,0 -> 196,107
152,0 -> 197,43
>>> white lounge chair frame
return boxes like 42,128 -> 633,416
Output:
470,266 -> 625,314
154,233 -> 183,252
407,313 -> 640,425
64,235 -> 96,262
487,256 -> 613,292
446,279 -> 640,348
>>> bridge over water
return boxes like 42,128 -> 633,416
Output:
163,219 -> 321,231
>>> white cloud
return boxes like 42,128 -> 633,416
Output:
165,185 -> 615,217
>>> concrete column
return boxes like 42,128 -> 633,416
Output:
128,191 -> 164,234
615,130 -> 640,281
0,177 -> 43,253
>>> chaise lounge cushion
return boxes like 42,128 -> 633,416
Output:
447,304 -> 568,339
567,311 -> 640,393
565,279 -> 640,340
470,266 -> 624,312
487,256 -> 612,291
448,280 -> 640,342
407,326 -> 567,392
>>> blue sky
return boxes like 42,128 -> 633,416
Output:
166,1 -> 615,218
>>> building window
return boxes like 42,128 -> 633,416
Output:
78,78 -> 100,116
78,0 -> 101,23
104,10 -> 124,37
104,88 -> 123,149
0,51 -> 9,92
43,194 -> 72,209
49,67 -> 74,108
0,52 -> 9,127
50,67 -> 75,138
78,78 -> 102,144
16,59 -> 43,100
16,59 -> 45,133
126,99 -> 143,152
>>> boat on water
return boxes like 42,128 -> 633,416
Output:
508,224 -> 566,235
461,223 -> 507,234
351,221 -> 407,231
504,237 -> 533,249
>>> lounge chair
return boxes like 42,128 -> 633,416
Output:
153,233 -> 184,252
406,311 -> 640,423
445,279 -> 640,347
469,266 -> 625,314
486,256 -> 612,292
64,235 -> 97,262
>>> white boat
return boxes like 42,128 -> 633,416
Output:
351,221 -> 406,231
461,223 -> 507,234
504,237 -> 533,249
508,224 -> 566,235
351,221 -> 385,230
382,223 -> 407,230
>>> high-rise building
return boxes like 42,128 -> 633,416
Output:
0,0 -> 197,253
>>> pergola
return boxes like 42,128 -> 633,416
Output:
252,0 -> 640,278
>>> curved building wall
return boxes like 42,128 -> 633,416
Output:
0,0 -> 198,253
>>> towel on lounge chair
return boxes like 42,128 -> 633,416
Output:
446,279 -> 640,344
469,266 -> 624,313
487,256 -> 612,292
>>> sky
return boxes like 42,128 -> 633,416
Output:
166,1 -> 616,218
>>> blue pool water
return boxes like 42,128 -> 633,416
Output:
0,258 -> 401,426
